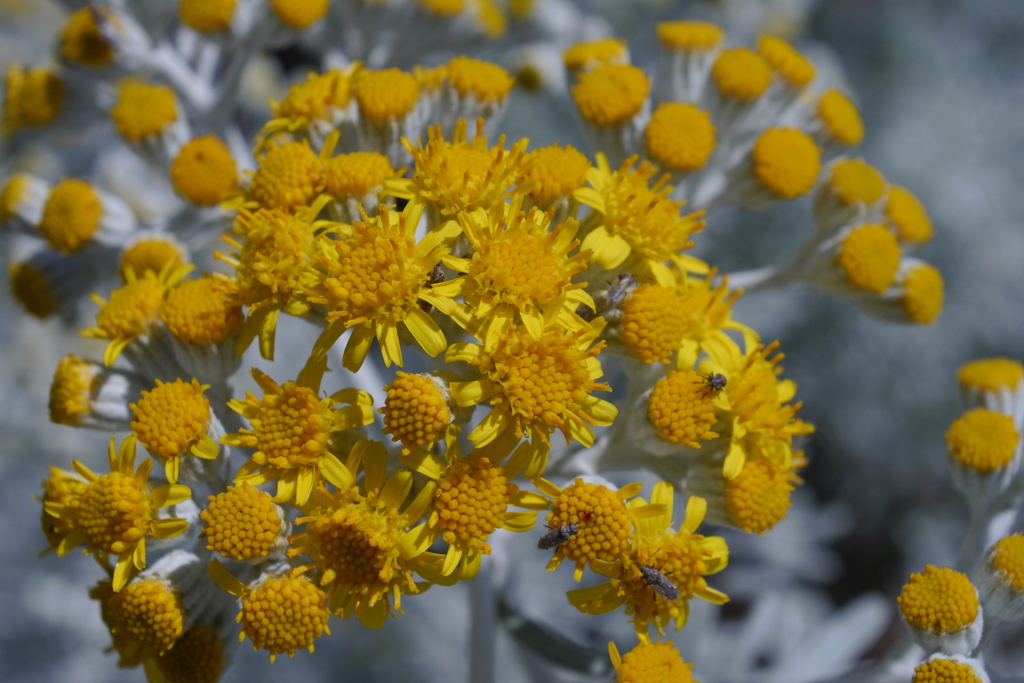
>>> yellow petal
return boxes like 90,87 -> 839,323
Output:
441,542 -> 463,576
402,481 -> 436,523
628,503 -> 667,519
103,337 -> 132,367
163,456 -> 179,485
150,484 -> 192,508
362,439 -> 389,494
152,518 -> 189,539
342,323 -> 375,372
381,470 -> 413,511
133,538 -> 147,569
723,441 -> 745,480
531,477 -> 563,499
398,448 -> 445,480
503,511 -> 537,532
682,495 -> 708,535
191,435 -> 219,460
208,558 -> 250,597
296,466 -> 315,506
112,552 -> 135,592
449,379 -> 493,407
444,342 -> 484,364
468,407 -> 512,447
694,585 -> 729,605
318,452 -> 355,489
566,582 -> 623,615
646,259 -> 675,288
403,308 -> 447,357
509,491 -> 550,510
616,482 -> 642,500
399,522 -> 437,560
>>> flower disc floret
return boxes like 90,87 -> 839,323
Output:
620,284 -> 689,363
381,372 -> 452,450
270,0 -> 330,29
60,8 -> 115,66
110,80 -> 177,141
49,356 -> 96,426
121,239 -> 184,281
170,136 -> 237,206
615,641 -> 694,683
898,565 -> 979,634
563,38 -> 628,71
77,470 -> 152,556
4,64 -> 63,131
829,159 -> 885,205
645,103 -> 716,172
324,152 -> 395,200
958,358 -> 1024,393
946,408 -> 1018,473
913,658 -> 985,683
149,625 -> 225,683
40,466 -> 87,550
447,56 -> 515,103
818,90 -> 864,146
757,34 -> 815,87
130,378 -> 210,460
572,64 -> 650,126
657,21 -> 723,51
201,483 -> 283,561
648,369 -> 719,446
89,271 -> 168,340
105,578 -> 185,656
520,144 -> 591,207
435,457 -> 509,554
179,0 -> 236,32
161,276 -> 244,345
902,265 -> 944,324
38,179 -> 102,254
352,68 -> 420,125
547,479 -> 632,566
712,48 -> 772,100
837,223 -> 900,293
249,141 -> 322,211
725,458 -> 793,534
992,534 -> 1024,591
752,128 -> 821,199
622,537 -> 713,631
239,575 -> 330,660
886,185 -> 933,243
277,70 -> 350,122
9,262 -> 56,318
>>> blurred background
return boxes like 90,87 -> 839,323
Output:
2,0 -> 1023,681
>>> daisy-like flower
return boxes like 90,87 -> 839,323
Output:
43,435 -> 192,591
913,654 -> 991,683
757,34 -> 816,94
812,157 -> 888,235
571,63 -> 651,166
435,55 -> 516,137
35,177 -> 137,255
726,127 -> 822,210
9,249 -> 104,320
517,144 -> 591,221
169,136 -> 239,208
643,102 -> 717,183
261,68 -> 357,151
224,368 -> 375,506
563,38 -> 630,77
0,172 -> 49,231
322,151 -> 405,223
394,118 -> 530,228
796,222 -> 903,301
39,466 -> 88,555
4,63 -> 64,132
608,640 -> 696,683
351,67 -> 430,167
811,89 -> 865,150
48,355 -> 142,430
58,7 -> 117,68
80,260 -> 193,366
945,407 -> 1021,505
853,258 -> 945,325
884,184 -> 934,246
958,357 -> 1024,424
686,452 -> 802,535
433,195 -> 592,350
119,233 -> 188,283
201,483 -> 289,564
567,485 -> 728,640
288,439 -> 445,627
160,274 -> 245,385
575,154 -> 705,287
144,622 -> 230,683
108,77 -> 190,164
531,477 -> 665,581
399,441 -> 537,576
244,138 -> 330,212
975,533 -> 1024,624
897,565 -> 983,655
379,371 -> 459,455
300,202 -> 460,372
446,320 -> 616,453
653,21 -> 724,102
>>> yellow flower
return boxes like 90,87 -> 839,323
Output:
91,578 -> 184,667
446,321 -> 616,453
609,640 -> 696,683
246,138 -> 330,211
39,466 -> 87,554
673,267 -> 758,368
130,378 -> 219,484
567,485 -> 728,641
42,436 -> 192,591
379,372 -> 457,454
4,63 -> 63,132
225,368 -> 374,506
160,274 -> 244,347
109,78 -> 178,142
518,144 -> 591,210
563,38 -> 629,73
119,236 -> 187,283
262,68 -> 356,143
59,8 -> 116,67
575,154 -> 705,287
432,195 -> 592,350
300,203 -> 460,372
179,0 -> 236,32
145,624 -> 225,683
201,483 -> 287,562
169,136 -> 238,206
757,34 -> 815,88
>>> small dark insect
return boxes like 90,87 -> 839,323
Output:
606,273 -> 637,306
537,523 -> 579,550
636,549 -> 680,601
695,373 -> 727,397
419,264 -> 447,312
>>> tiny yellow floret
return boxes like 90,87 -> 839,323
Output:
120,239 -> 184,282
38,178 -> 102,254
829,158 -> 885,206
239,575 -> 330,660
836,223 -> 900,294
898,565 -> 979,634
913,657 -> 984,683
130,378 -> 210,461
352,68 -> 421,126
381,372 -> 451,451
818,89 -> 864,146
436,457 -> 509,554
757,34 -> 815,87
324,152 -> 395,200
447,56 -> 515,102
170,136 -> 238,206
725,458 -> 794,534
572,64 -> 650,127
958,358 -> 1024,393
521,144 -> 590,207
249,141 -> 322,211
902,265 -> 944,324
180,0 -> 237,32
563,38 -> 628,72
9,262 -> 56,318
712,47 -> 772,100
645,103 -> 717,172
270,0 -> 330,29
110,79 -> 177,141
49,355 -> 96,426
615,640 -> 695,683
751,128 -> 821,199
946,408 -> 1018,473
149,625 -> 225,683
4,64 -> 64,131
60,8 -> 116,67
648,369 -> 719,446
162,275 -> 244,345
656,21 -> 724,51
992,534 -> 1024,591
202,483 -> 283,561
886,185 -> 933,244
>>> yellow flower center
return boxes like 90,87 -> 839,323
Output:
521,144 -> 590,206
149,625 -> 225,683
49,355 -> 96,426
130,378 -> 210,460
818,89 -> 864,146
712,47 -> 772,100
474,0 -> 506,37
472,229 -> 563,305
656,21 -> 724,51
250,141 -> 322,211
648,369 -> 719,446
447,55 -> 515,102
725,459 -> 793,534
886,185 -> 933,243
41,467 -> 87,549
229,208 -> 314,310
303,500 -> 403,593
106,578 -> 184,656
352,68 -> 421,126
751,128 -> 821,198
563,38 -> 628,71
120,239 -> 184,281
913,658 -> 984,683
4,64 -> 63,131
162,276 -> 244,346
898,565 -> 979,633
623,537 -> 707,625
546,479 -> 631,565
757,34 -> 815,87
945,408 -> 1018,473
9,262 -> 56,318
179,0 -> 236,32
958,358 -> 1024,393
381,372 -> 451,450
572,64 -> 650,127
78,471 -> 152,555
836,223 -> 900,293
436,457 -> 509,554
278,69 -> 350,121
0,173 -> 28,221
645,103 -> 717,172
992,534 -> 1024,591
270,0 -> 330,29
249,382 -> 332,469
96,272 -> 168,340
110,80 -> 177,141
201,483 -> 283,561
240,576 -> 330,658
617,641 -> 694,683
60,8 -> 116,66
38,178 -> 102,254
902,264 -> 944,324
170,136 -> 238,206
417,0 -> 464,16
617,285 -> 685,364
324,151 -> 394,200
829,158 -> 885,205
